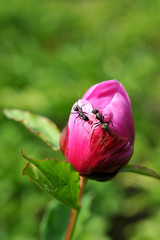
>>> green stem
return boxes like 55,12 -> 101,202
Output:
65,208 -> 80,240
65,177 -> 87,240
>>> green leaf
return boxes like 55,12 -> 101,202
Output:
121,164 -> 160,180
73,192 -> 95,239
22,151 -> 80,210
40,201 -> 70,240
2,108 -> 60,150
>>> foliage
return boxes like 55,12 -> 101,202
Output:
22,152 -> 80,210
0,0 -> 160,239
3,108 -> 60,150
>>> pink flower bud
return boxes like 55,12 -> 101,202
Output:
60,80 -> 135,181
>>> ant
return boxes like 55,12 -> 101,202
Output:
91,109 -> 113,132
72,103 -> 89,123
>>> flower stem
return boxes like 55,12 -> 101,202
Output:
65,176 -> 87,240
65,208 -> 79,240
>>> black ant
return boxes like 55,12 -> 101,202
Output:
72,103 -> 89,123
91,109 -> 112,132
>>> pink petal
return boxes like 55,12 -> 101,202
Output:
82,80 -> 120,109
106,92 -> 135,144
67,99 -> 94,171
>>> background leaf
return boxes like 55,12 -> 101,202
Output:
3,108 -> 60,150
22,152 -> 80,210
40,201 -> 71,240
121,165 -> 160,180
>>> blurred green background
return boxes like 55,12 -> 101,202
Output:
0,0 -> 160,239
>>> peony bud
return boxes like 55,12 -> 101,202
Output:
60,80 -> 135,181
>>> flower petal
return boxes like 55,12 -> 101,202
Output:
82,80 -> 120,109
67,99 -> 94,171
106,92 -> 135,144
